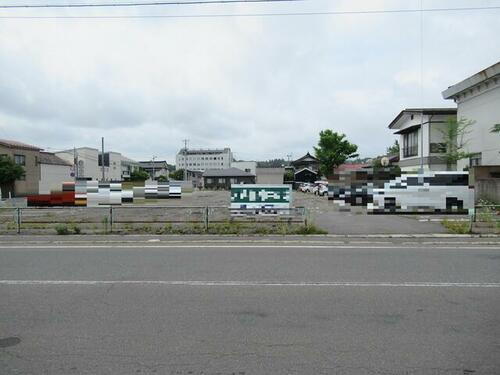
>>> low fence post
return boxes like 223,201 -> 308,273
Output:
16,207 -> 21,234
109,206 -> 113,233
204,206 -> 209,232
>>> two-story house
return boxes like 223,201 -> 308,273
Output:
388,108 -> 457,172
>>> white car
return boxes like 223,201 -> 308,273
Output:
313,183 -> 328,196
369,172 -> 473,214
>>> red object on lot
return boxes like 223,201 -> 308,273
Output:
27,192 -> 75,207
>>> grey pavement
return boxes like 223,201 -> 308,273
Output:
1,242 -> 500,375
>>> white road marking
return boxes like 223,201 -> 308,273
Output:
0,280 -> 499,288
0,245 -> 498,250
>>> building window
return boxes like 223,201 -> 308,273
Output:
14,154 -> 26,166
469,153 -> 482,167
430,143 -> 446,153
403,130 -> 418,157
206,178 -> 212,183
218,178 -> 225,183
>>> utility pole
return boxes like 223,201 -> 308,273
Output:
287,153 -> 292,166
101,137 -> 105,182
73,147 -> 78,180
182,139 -> 189,181
151,155 -> 157,181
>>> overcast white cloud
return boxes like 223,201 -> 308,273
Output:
0,0 -> 499,163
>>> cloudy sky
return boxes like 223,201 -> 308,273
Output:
0,0 -> 499,164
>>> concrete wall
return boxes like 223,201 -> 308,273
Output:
39,164 -> 72,194
256,168 -> 285,184
456,84 -> 500,170
475,179 -> 500,203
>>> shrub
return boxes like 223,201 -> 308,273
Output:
70,224 -> 81,234
442,219 -> 470,234
55,224 -> 70,235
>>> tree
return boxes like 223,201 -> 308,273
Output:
157,175 -> 168,182
314,130 -> 359,177
0,156 -> 25,198
130,168 -> 150,181
386,140 -> 400,155
170,169 -> 184,180
284,170 -> 294,182
439,117 -> 475,171
491,123 -> 500,134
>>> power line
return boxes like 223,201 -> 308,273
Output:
0,0 -> 304,9
0,6 -> 499,18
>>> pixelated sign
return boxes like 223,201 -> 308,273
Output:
231,184 -> 292,210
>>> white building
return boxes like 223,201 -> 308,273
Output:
98,152 -> 122,181
388,108 -> 457,172
38,152 -> 73,194
57,147 -> 139,181
176,148 -> 232,172
138,160 -> 170,180
231,161 -> 257,175
442,61 -> 500,170
56,147 -> 100,180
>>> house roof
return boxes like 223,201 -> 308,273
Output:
442,61 -> 500,99
138,160 -> 169,168
292,152 -> 319,164
0,138 -> 41,151
294,167 -> 318,176
38,152 -> 73,166
388,108 -> 457,129
336,163 -> 369,172
203,167 -> 255,178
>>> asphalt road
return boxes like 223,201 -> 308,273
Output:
1,242 -> 500,375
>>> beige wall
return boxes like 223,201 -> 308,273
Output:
0,145 -> 40,196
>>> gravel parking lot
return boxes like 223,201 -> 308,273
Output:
0,189 -> 459,234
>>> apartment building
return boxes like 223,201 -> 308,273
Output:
176,148 -> 232,172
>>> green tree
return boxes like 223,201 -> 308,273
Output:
157,175 -> 168,182
0,156 -> 25,198
439,117 -> 475,171
284,170 -> 294,182
170,169 -> 184,180
130,168 -> 150,181
386,140 -> 400,155
314,130 -> 359,177
491,123 -> 500,133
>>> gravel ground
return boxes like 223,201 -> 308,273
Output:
0,190 -> 463,234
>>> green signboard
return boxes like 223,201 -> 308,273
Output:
231,184 -> 292,209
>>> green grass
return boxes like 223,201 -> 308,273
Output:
442,219 -> 470,234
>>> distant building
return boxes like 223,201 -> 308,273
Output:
291,152 -> 320,172
98,152 -> 122,181
0,138 -> 42,197
202,168 -> 255,189
442,61 -> 500,171
121,156 -> 141,180
138,160 -> 170,180
176,147 -> 232,172
388,108 -> 457,172
232,161 -> 257,175
38,152 -> 72,194
56,147 -> 100,180
256,167 -> 284,184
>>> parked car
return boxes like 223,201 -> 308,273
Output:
313,181 -> 328,196
369,172 -> 473,214
298,183 -> 314,193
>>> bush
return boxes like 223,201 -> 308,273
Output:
55,224 -> 70,235
442,219 -> 470,234
70,224 -> 81,234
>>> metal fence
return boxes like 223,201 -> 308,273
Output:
0,206 -> 307,234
